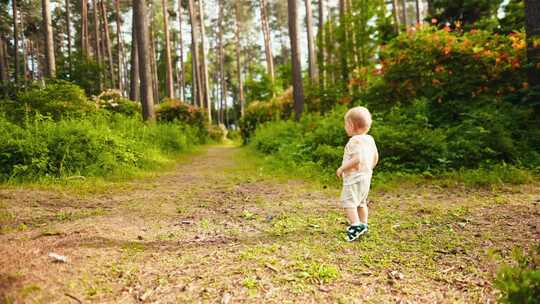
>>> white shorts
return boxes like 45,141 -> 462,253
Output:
340,177 -> 371,209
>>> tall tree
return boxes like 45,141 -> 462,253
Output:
287,0 -> 304,121
115,0 -> 123,93
218,0 -> 226,124
177,0 -> 185,100
65,0 -> 72,75
318,0 -> 325,88
305,0 -> 318,83
188,0 -> 203,107
42,0 -> 56,77
415,0 -> 421,24
100,0 -> 115,88
92,0 -> 102,65
338,0 -> 349,90
392,0 -> 401,32
81,0 -> 89,56
162,0 -> 174,98
129,9 -> 139,101
13,0 -> 20,81
260,0 -> 275,81
525,0 -> 540,91
198,0 -> 211,122
234,2 -> 245,117
0,38 -> 7,83
400,0 -> 407,28
133,0 -> 155,121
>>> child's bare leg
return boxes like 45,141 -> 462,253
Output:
345,208 -> 361,225
357,205 -> 368,224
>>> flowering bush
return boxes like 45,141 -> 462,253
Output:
156,98 -> 206,129
239,88 -> 294,141
94,90 -> 141,116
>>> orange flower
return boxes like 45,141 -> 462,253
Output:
523,82 -> 529,89
431,18 -> 438,24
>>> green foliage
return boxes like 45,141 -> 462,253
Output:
0,113 -> 205,181
499,0 -> 525,34
207,125 -> 225,142
58,54 -> 106,96
427,0 -> 503,29
495,245 -> 540,304
239,88 -> 294,142
13,80 -> 95,120
156,98 -> 206,130
94,90 -> 141,116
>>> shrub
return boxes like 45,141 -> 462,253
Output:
239,88 -> 294,142
495,245 -> 540,304
13,80 -> 95,120
94,89 -> 141,116
0,114 -> 204,181
207,124 -> 226,142
156,98 -> 206,129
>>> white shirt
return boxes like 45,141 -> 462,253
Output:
341,134 -> 378,185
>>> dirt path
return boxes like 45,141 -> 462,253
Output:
0,146 -> 539,303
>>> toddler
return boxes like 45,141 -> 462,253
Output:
336,106 -> 378,242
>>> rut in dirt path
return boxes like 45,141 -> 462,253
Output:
1,146 -> 539,303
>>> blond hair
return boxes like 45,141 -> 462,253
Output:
345,106 -> 372,134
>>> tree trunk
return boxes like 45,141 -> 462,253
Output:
42,0 -> 56,77
82,0 -> 89,56
92,0 -> 102,91
260,0 -> 275,82
198,0 -> 211,123
400,0 -> 407,28
0,38 -> 6,83
66,0 -> 72,75
305,0 -> 318,84
525,0 -> 540,90
100,0 -> 116,89
218,0 -> 226,124
234,4 -> 245,117
148,21 -> 159,103
115,0 -> 124,94
287,0 -> 304,121
130,9 -> 140,102
392,0 -> 401,32
133,0 -> 155,121
318,0 -> 325,88
415,0 -> 421,24
161,0 -> 174,98
13,0 -> 20,82
188,0 -> 203,107
177,0 -> 185,101
338,0 -> 349,90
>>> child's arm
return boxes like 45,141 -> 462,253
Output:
372,149 -> 379,169
336,155 -> 360,178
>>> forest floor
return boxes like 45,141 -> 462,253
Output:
0,145 -> 539,303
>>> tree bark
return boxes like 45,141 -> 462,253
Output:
392,0 -> 401,33
338,0 -> 349,90
198,0 -> 211,123
93,0 -> 102,66
318,0 -> 325,88
305,0 -> 318,84
287,0 -> 305,121
130,9 -> 139,102
133,0 -> 155,121
115,0 -> 124,94
100,0 -> 116,88
260,0 -> 275,82
218,0 -> 226,124
188,0 -> 203,107
177,0 -> 185,101
66,0 -> 72,75
400,0 -> 407,28
13,0 -> 20,82
415,0 -> 421,24
82,0 -> 89,56
525,0 -> 540,98
234,3 -> 245,117
42,0 -> 56,77
148,19 -> 159,103
0,38 -> 7,83
161,0 -> 174,98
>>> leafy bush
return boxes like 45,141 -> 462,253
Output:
239,88 -> 294,141
207,124 -> 226,142
156,98 -> 206,129
94,89 -> 141,116
495,245 -> 540,304
0,113 -> 205,181
6,80 -> 95,120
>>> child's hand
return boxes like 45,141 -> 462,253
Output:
336,167 -> 343,178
